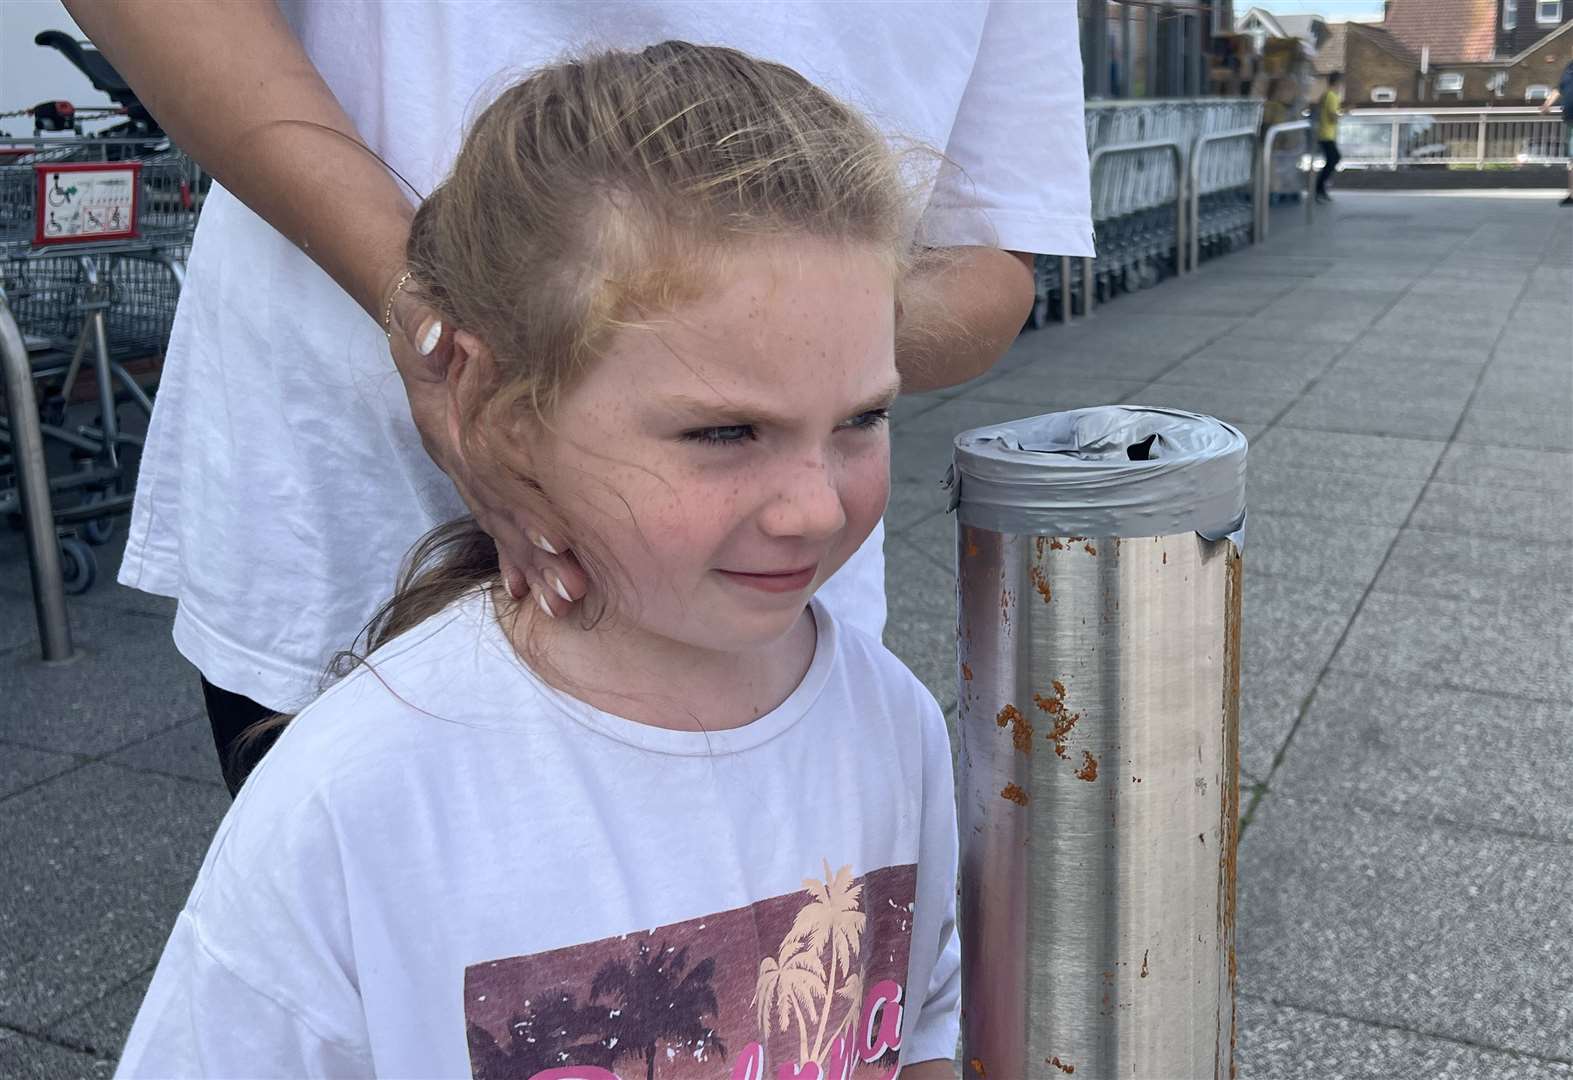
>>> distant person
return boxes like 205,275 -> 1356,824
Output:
1315,71 -> 1344,203
1539,59 -> 1573,207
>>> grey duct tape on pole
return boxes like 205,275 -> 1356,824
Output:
945,406 -> 1247,1080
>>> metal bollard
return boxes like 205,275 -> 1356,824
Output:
1,296 -> 75,662
948,407 -> 1247,1080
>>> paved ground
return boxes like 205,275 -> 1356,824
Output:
1,191 -> 1570,1078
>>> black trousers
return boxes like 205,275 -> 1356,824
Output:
1317,140 -> 1341,196
200,677 -> 280,796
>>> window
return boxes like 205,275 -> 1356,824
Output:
1436,72 -> 1465,94
1537,0 -> 1562,23
1505,0 -> 1518,28
1526,83 -> 1553,100
1371,86 -> 1398,102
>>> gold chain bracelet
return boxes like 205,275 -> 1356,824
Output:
382,270 -> 413,340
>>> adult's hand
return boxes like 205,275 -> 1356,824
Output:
386,284 -> 587,616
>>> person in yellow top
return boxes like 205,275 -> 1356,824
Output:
1316,72 -> 1344,203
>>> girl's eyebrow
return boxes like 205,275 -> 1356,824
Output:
661,378 -> 903,426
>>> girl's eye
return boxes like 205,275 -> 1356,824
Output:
684,424 -> 757,447
843,409 -> 890,432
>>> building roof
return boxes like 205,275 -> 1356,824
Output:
1314,22 -> 1348,74
1380,0 -> 1498,63
1347,21 -> 1420,64
1275,14 -> 1330,47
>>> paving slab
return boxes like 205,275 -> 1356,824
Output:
0,602 -> 203,759
45,970 -> 154,1059
1272,674 -> 1573,843
1456,405 -> 1573,451
1277,394 -> 1469,441
0,764 -> 228,1031
1239,513 -> 1398,587
1238,573 -> 1365,781
1243,461 -> 1424,526
1247,427 -> 1447,480
1238,795 -> 1573,1061
1124,382 -> 1300,426
1407,480 -> 1573,543
1432,443 -> 1573,493
883,537 -> 958,714
104,718 -> 228,791
1331,588 -> 1573,703
963,371 -> 1146,410
1377,527 -> 1572,606
0,744 -> 84,802
1154,352 -> 1321,394
0,1030 -> 114,1080
1235,996 -> 1573,1080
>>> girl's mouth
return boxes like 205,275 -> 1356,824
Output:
715,565 -> 818,594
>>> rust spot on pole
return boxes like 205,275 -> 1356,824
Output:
1029,564 -> 1053,603
1000,782 -> 1030,806
1163,551 -> 1168,565
996,703 -> 1034,754
1050,538 -> 1066,550
970,1058 -> 987,1077
1048,1057 -> 1076,1074
1140,949 -> 1149,978
961,662 -> 973,682
1084,542 -> 1097,555
1033,685 -> 1080,760
1075,751 -> 1099,782
965,529 -> 980,558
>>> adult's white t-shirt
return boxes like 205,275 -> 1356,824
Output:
119,0 -> 1094,711
116,595 -> 961,1079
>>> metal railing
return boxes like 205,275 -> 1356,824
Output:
1188,125 -> 1259,273
1084,138 -> 1187,317
1338,106 -> 1570,169
1,298 -> 73,661
1255,120 -> 1315,241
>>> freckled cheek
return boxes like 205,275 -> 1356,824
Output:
841,444 -> 892,526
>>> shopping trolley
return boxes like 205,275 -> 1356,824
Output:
0,135 -> 197,598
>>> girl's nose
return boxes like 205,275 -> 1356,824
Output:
757,454 -> 847,541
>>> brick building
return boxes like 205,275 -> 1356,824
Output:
1334,0 -> 1573,106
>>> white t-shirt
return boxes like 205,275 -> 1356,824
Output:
116,596 -> 961,1079
118,1 -> 1094,711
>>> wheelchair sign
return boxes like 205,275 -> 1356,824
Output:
34,161 -> 141,245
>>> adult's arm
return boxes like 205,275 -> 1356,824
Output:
64,0 -> 409,322
895,246 -> 1035,393
64,0 -> 574,607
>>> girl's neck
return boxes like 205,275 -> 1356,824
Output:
495,589 -> 819,733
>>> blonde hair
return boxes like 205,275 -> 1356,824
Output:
231,41 -> 922,785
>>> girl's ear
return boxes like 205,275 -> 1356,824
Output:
446,330 -> 498,450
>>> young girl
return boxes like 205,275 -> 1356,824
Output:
117,42 -> 959,1080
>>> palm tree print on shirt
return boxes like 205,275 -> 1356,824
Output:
755,860 -> 869,1068
593,940 -> 726,1080
462,861 -> 918,1080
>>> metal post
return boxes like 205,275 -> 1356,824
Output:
1390,115 -> 1401,170
1087,0 -> 1110,100
0,297 -> 75,663
1083,257 -> 1096,316
952,406 -> 1247,1080
1190,128 -> 1260,272
81,258 -> 121,470
1060,255 -> 1073,324
1121,2 -> 1133,99
1257,120 -> 1311,242
1475,115 -> 1488,169
1306,128 -> 1317,225
1146,5 -> 1159,99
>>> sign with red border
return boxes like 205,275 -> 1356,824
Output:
34,161 -> 141,245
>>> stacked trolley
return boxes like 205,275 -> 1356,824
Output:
1027,98 -> 1277,328
0,132 -> 198,656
